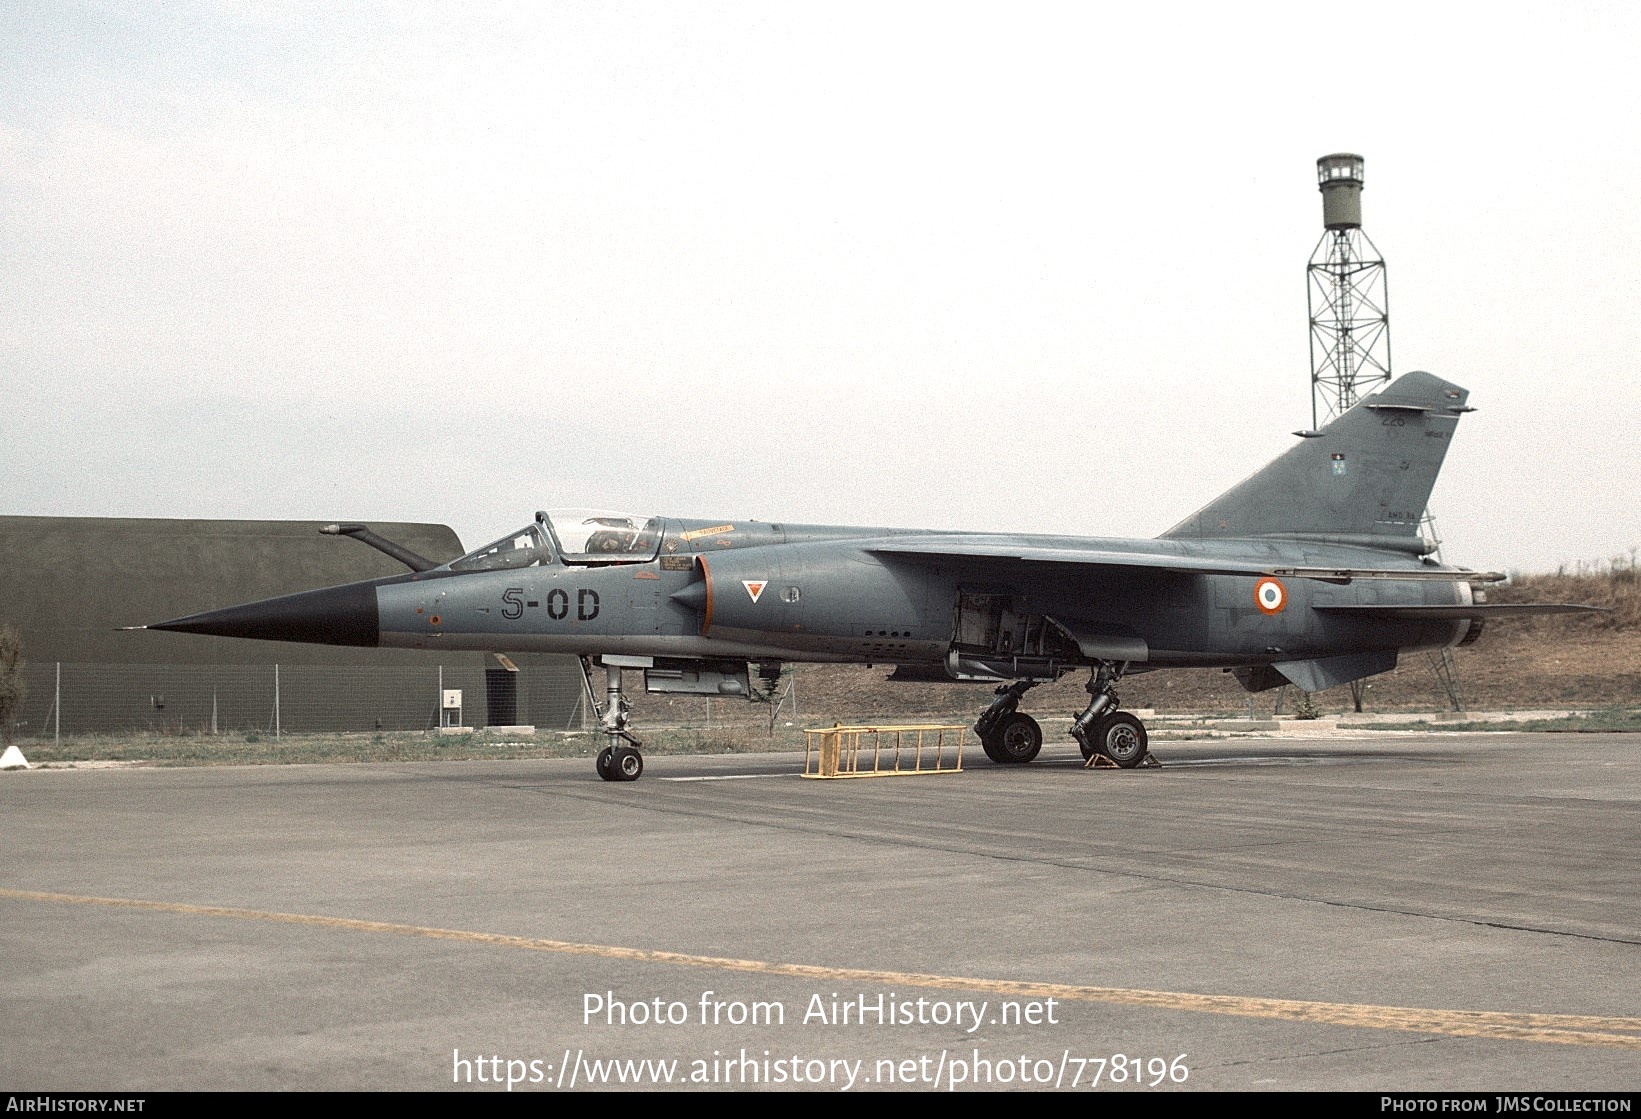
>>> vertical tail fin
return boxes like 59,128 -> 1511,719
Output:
1160,371 -> 1470,548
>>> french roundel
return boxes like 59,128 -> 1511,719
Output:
1254,577 -> 1287,615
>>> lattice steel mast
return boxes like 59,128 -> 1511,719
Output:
1307,153 -> 1391,427
1303,153 -> 1462,711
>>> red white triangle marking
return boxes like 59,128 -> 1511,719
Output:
742,580 -> 768,603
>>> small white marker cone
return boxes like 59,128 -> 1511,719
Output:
0,745 -> 30,770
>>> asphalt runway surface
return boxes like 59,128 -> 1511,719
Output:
3,731 -> 1638,1093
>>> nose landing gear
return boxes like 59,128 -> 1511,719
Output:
584,657 -> 646,782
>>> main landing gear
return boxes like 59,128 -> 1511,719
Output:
1069,661 -> 1149,768
583,657 -> 646,782
974,680 -> 1044,763
972,661 -> 1151,770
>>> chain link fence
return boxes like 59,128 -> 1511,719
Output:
12,661 -> 587,741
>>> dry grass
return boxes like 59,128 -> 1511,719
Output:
1495,563 -> 1641,630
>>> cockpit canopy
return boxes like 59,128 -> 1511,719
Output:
449,510 -> 662,571
548,510 -> 662,559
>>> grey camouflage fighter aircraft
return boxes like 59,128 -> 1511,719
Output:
147,371 -> 1594,781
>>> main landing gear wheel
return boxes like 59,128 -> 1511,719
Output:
1090,712 -> 1148,769
983,712 -> 1043,764
599,745 -> 643,782
974,679 -> 1041,765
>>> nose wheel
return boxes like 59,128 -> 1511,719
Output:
597,745 -> 645,782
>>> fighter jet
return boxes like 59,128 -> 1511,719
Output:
147,371 -> 1594,781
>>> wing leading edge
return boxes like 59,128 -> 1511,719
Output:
865,540 -> 1501,585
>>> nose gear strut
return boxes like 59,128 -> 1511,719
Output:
581,657 -> 646,782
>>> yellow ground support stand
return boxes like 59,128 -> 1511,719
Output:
802,723 -> 967,779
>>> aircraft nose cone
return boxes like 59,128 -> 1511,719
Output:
149,581 -> 381,647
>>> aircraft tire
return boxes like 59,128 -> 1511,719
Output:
596,747 -> 616,781
611,746 -> 644,782
1093,712 -> 1148,769
979,736 -> 1007,763
993,712 -> 1043,763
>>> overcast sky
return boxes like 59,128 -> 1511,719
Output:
4,2 -> 1638,574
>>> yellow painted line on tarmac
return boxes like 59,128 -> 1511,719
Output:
659,773 -> 797,782
7,887 -> 1640,1050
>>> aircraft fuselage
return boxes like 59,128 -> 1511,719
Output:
371,523 -> 1471,669
151,373 -> 1595,781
